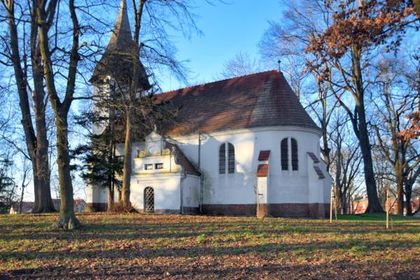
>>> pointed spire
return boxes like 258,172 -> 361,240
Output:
107,0 -> 133,52
91,0 -> 150,90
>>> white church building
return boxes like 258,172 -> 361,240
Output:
86,0 -> 332,218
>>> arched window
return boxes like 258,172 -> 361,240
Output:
291,138 -> 298,171
228,143 -> 235,174
219,144 -> 226,174
219,142 -> 235,174
281,138 -> 288,170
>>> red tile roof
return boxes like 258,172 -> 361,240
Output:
153,70 -> 320,136
258,150 -> 271,161
257,164 -> 269,177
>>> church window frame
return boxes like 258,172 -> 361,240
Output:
228,143 -> 235,174
281,138 -> 288,171
219,142 -> 235,174
219,144 -> 226,174
291,138 -> 298,171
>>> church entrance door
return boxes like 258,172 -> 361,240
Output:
144,187 -> 154,213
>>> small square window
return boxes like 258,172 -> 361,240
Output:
155,163 -> 163,169
144,164 -> 153,170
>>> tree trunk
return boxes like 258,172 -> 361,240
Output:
405,187 -> 412,216
347,195 -> 352,214
54,113 -> 79,229
107,115 -> 116,211
341,191 -> 347,215
320,90 -> 331,172
19,175 -> 26,214
357,111 -> 383,213
121,105 -> 133,209
31,96 -> 55,213
32,142 -> 55,212
31,41 -> 55,213
351,45 -> 383,213
404,166 -> 419,216
27,116 -> 54,213
395,164 -> 404,215
108,185 -> 114,211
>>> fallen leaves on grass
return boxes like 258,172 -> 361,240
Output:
0,213 -> 419,279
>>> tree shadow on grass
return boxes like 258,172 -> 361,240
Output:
1,221 -> 418,242
2,258 -> 418,280
0,221 -> 419,241
1,238 -> 417,262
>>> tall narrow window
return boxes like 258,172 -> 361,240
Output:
219,144 -> 226,174
228,143 -> 235,173
291,138 -> 298,171
281,138 -> 288,170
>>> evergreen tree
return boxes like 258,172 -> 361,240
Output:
0,158 -> 16,213
73,111 -> 123,211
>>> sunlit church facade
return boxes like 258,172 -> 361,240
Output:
85,0 -> 332,218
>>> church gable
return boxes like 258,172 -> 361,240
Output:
134,132 -> 200,176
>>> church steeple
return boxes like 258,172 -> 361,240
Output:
106,0 -> 133,53
91,0 -> 150,89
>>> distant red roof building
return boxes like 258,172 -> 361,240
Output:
352,196 -> 420,215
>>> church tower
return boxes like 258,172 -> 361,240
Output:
89,0 -> 151,134
90,0 -> 149,88
87,0 -> 150,211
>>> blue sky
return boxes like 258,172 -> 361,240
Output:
159,0 -> 284,91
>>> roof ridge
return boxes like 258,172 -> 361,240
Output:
159,70 -> 279,95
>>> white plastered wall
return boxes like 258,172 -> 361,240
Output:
170,126 -> 326,206
181,175 -> 200,208
131,174 -> 182,212
87,125 -> 330,208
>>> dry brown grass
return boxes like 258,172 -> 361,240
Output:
0,213 -> 419,279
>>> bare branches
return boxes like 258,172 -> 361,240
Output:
220,52 -> 262,79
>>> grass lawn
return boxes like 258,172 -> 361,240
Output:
0,213 -> 419,279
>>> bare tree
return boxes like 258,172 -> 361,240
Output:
260,0 -> 417,213
0,0 -> 55,213
372,57 -> 419,215
31,0 -> 83,228
329,113 -> 363,214
19,159 -> 31,213
220,52 -> 262,78
306,0 -> 417,213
